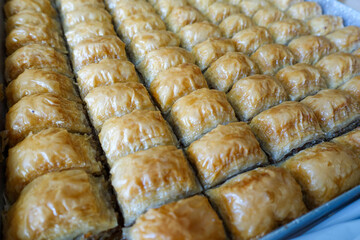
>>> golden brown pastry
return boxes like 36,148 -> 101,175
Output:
85,82 -> 156,132
111,0 -> 155,27
332,127 -> 360,156
286,2 -> 322,21
250,101 -> 324,161
117,13 -> 166,45
187,0 -> 215,13
6,69 -> 79,107
207,166 -> 307,240
288,35 -> 336,64
5,170 -> 118,240
5,44 -> 72,83
6,93 -> 91,147
71,36 -> 127,72
283,142 -> 360,208
301,89 -> 360,137
5,11 -> 61,34
76,59 -> 139,98
56,0 -> 105,14
178,21 -> 222,51
339,76 -> 360,102
326,26 -> 360,53
239,0 -> 273,17
187,122 -> 267,188
154,0 -> 189,19
165,6 -> 206,33
62,6 -> 112,30
232,26 -> 273,55
138,47 -> 195,85
206,2 -> 241,25
250,43 -> 296,75
315,53 -> 360,89
275,63 -> 327,101
150,63 -> 208,113
353,48 -> 360,58
65,21 -> 117,49
111,145 -> 201,226
128,30 -> 180,65
307,15 -> 344,36
204,52 -> 259,92
4,0 -> 57,18
6,25 -> 67,55
227,75 -> 288,121
252,8 -> 285,27
105,0 -> 143,13
268,0 -> 304,11
219,13 -> 254,38
192,38 -> 236,71
124,195 -> 227,240
6,128 -> 101,202
169,88 -> 237,146
99,110 -> 178,166
268,18 -> 309,45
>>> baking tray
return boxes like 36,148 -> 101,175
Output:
0,0 -> 359,239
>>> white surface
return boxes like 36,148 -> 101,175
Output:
342,0 -> 360,12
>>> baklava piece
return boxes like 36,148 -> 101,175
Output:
338,76 -> 360,101
326,26 -> 360,53
307,15 -> 344,36
6,128 -> 101,202
252,8 -> 285,27
111,0 -> 155,27
154,0 -> 188,20
219,13 -> 254,38
110,145 -> 201,226
6,69 -> 79,107
268,0 -> 304,11
353,48 -> 360,58
5,170 -> 118,239
71,36 -> 127,72
250,101 -> 324,161
207,167 -> 307,240
204,52 -> 259,92
128,30 -> 180,65
239,0 -> 273,17
315,53 -> 360,89
332,127 -> 360,156
206,2 -> 241,25
62,6 -> 112,30
138,47 -> 195,85
65,21 -> 117,49
286,1 -> 322,21
124,195 -> 227,240
288,35 -> 336,64
301,89 -> 360,138
165,6 -> 206,33
149,63 -> 208,113
250,44 -> 296,75
6,93 -> 91,147
85,82 -> 155,132
4,0 -> 57,18
5,44 -> 72,83
99,110 -> 177,166
178,21 -> 222,51
275,63 -> 327,101
232,26 -> 273,55
187,0 -> 215,14
187,122 -> 268,188
76,59 -> 139,98
283,142 -> 360,208
56,0 -> 105,14
192,38 -> 236,71
227,75 -> 288,121
105,0 -> 149,14
5,11 -> 61,34
169,88 -> 237,146
117,13 -> 166,45
268,18 -> 309,45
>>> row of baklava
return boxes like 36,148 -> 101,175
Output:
3,0 -> 122,239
